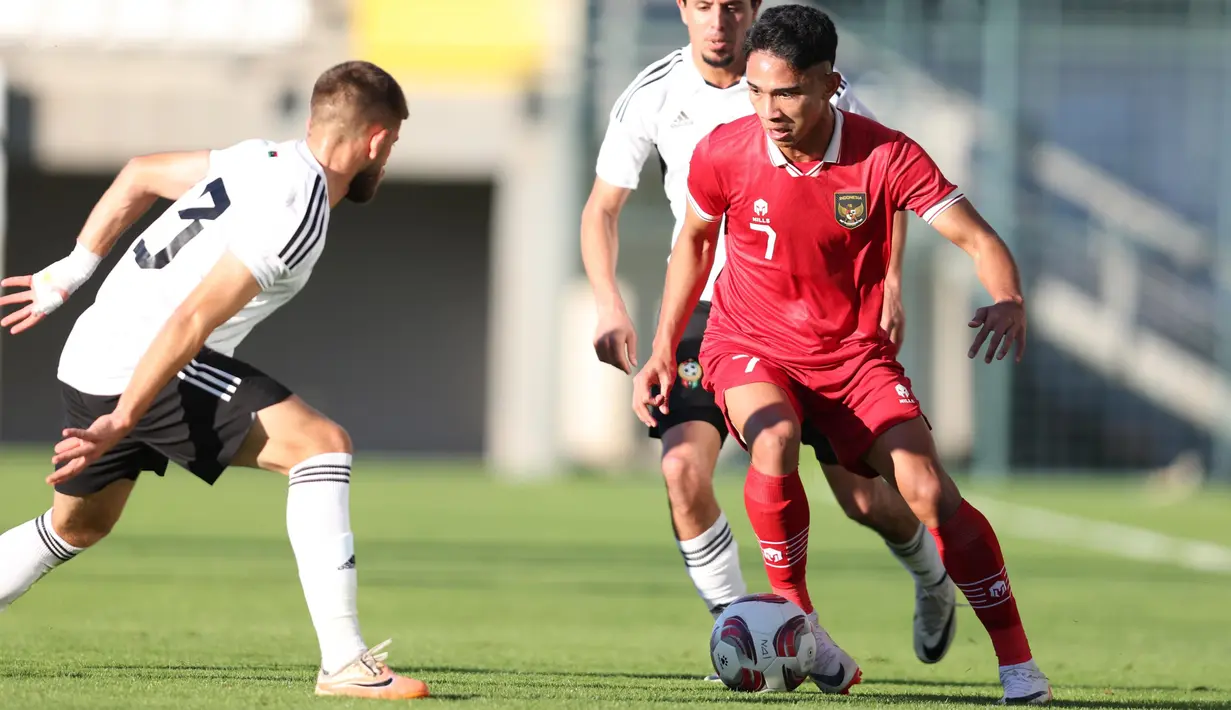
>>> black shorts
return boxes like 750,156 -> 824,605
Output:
649,302 -> 838,466
55,348 -> 293,497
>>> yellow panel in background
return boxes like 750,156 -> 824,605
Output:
351,0 -> 547,89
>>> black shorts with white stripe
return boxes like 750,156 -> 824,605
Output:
54,348 -> 293,497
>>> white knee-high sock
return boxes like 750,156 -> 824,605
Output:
286,453 -> 367,673
0,510 -> 84,610
886,522 -> 948,588
678,512 -> 747,616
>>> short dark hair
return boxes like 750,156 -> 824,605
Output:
743,4 -> 837,73
310,60 -> 409,130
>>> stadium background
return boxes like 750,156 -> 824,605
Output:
1,0 -> 1229,485
0,3 -> 1229,708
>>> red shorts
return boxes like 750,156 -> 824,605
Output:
699,342 -> 925,477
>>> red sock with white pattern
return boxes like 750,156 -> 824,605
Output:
931,499 -> 1032,665
744,467 -> 812,613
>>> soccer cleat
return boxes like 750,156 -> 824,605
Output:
913,573 -> 958,664
998,660 -> 1053,705
807,615 -> 862,694
314,639 -> 429,700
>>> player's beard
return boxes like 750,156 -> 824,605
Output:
344,165 -> 383,204
702,51 -> 736,69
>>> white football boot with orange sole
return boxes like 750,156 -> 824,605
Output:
314,640 -> 430,700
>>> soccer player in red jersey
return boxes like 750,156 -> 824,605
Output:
632,5 -> 1052,704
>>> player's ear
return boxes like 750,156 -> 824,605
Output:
809,63 -> 839,101
828,70 -> 843,98
677,0 -> 687,23
367,127 -> 391,160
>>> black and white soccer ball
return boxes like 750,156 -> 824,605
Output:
709,593 -> 816,692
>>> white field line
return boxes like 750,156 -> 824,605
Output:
967,496 -> 1231,575
800,478 -> 1231,574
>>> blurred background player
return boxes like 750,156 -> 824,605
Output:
580,0 -> 956,675
0,60 -> 428,701
634,5 -> 1051,703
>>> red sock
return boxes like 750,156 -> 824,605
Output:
744,467 -> 812,614
930,499 -> 1032,666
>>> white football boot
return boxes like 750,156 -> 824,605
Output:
998,660 -> 1053,705
914,572 -> 958,663
806,612 -> 862,694
314,640 -> 429,700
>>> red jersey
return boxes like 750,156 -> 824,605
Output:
687,109 -> 963,368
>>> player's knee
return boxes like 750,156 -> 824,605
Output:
661,452 -> 713,511
288,417 -> 353,463
322,420 -> 353,455
894,458 -> 947,525
748,419 -> 800,472
660,451 -> 706,488
311,419 -> 353,456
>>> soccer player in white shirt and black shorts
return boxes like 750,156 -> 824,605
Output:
0,61 -> 428,701
580,0 -> 958,680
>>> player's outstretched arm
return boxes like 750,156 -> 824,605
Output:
77,151 -> 212,254
48,253 -> 260,483
580,177 -> 638,373
631,206 -> 720,427
929,199 -> 1027,363
0,150 -> 210,335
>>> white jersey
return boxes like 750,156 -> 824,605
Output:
595,46 -> 877,302
58,138 -> 330,395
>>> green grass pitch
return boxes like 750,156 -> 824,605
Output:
0,449 -> 1228,708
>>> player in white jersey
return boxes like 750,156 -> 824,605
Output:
0,61 -> 428,701
580,0 -> 957,680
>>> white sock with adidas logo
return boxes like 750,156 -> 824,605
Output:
287,452 -> 367,674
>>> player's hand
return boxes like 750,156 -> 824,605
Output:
880,285 -> 906,354
0,274 -> 65,335
594,308 -> 639,373
632,349 -> 676,427
968,300 -> 1027,364
47,413 -> 134,485
0,246 -> 102,335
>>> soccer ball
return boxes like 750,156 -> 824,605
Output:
709,593 -> 816,692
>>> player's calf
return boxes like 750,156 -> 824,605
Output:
722,382 -> 814,613
868,418 -> 1044,682
822,461 -> 956,664
659,428 -> 722,539
0,511 -> 84,610
0,480 -> 133,611
660,421 -> 746,622
231,398 -> 371,675
822,465 -> 919,542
